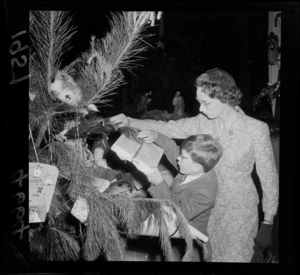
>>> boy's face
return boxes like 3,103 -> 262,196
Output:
177,149 -> 202,175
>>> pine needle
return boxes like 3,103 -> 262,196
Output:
30,226 -> 80,261
165,200 -> 194,261
29,11 -> 77,148
64,11 -> 155,107
29,11 -> 155,149
51,141 -> 96,200
85,195 -> 194,261
30,11 -> 77,88
158,206 -> 175,261
83,193 -> 127,261
28,11 -> 188,262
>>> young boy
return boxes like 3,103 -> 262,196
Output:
133,130 -> 223,261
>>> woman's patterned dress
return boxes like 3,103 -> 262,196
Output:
144,109 -> 279,262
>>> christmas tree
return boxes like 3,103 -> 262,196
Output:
28,10 -> 194,261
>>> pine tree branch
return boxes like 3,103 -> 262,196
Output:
29,11 -> 77,148
64,11 -> 156,107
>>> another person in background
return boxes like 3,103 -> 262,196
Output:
137,91 -> 152,114
134,130 -> 222,261
110,68 -> 279,262
172,91 -> 185,119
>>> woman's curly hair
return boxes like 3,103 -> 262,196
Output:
195,68 -> 243,106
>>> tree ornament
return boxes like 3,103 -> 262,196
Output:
49,70 -> 83,106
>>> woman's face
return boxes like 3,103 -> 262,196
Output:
196,87 -> 226,119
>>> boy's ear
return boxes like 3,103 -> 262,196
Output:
193,162 -> 204,173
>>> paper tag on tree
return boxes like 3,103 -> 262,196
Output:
92,177 -> 110,193
71,196 -> 89,223
29,163 -> 59,223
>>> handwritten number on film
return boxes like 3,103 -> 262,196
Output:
9,31 -> 30,240
10,30 -> 29,85
11,169 -> 30,240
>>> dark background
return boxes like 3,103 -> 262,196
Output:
62,10 -> 269,117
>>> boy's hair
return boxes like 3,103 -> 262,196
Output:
181,134 -> 223,173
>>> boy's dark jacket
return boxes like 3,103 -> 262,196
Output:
147,133 -> 218,237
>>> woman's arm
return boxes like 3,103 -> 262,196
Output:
136,115 -> 206,139
253,122 -> 279,222
110,113 -> 206,139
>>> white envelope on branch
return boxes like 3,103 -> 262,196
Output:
140,205 -> 209,243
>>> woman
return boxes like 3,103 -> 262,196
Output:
110,68 -> 279,262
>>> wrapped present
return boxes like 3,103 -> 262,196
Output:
111,133 -> 164,174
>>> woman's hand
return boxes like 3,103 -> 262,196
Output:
254,222 -> 273,248
110,113 -> 130,128
137,130 -> 158,144
133,160 -> 163,185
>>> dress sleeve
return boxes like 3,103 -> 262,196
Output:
253,122 -> 279,215
144,114 -> 205,139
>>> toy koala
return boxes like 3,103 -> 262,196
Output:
49,70 -> 99,115
49,70 -> 83,106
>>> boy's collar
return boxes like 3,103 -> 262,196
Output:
180,172 -> 205,185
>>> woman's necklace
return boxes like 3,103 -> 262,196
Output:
216,110 -> 239,136
226,111 -> 240,136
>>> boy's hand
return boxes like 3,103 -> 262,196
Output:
137,130 -> 158,144
146,168 -> 164,185
133,160 -> 163,185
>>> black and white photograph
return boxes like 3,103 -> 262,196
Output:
2,1 -> 297,274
